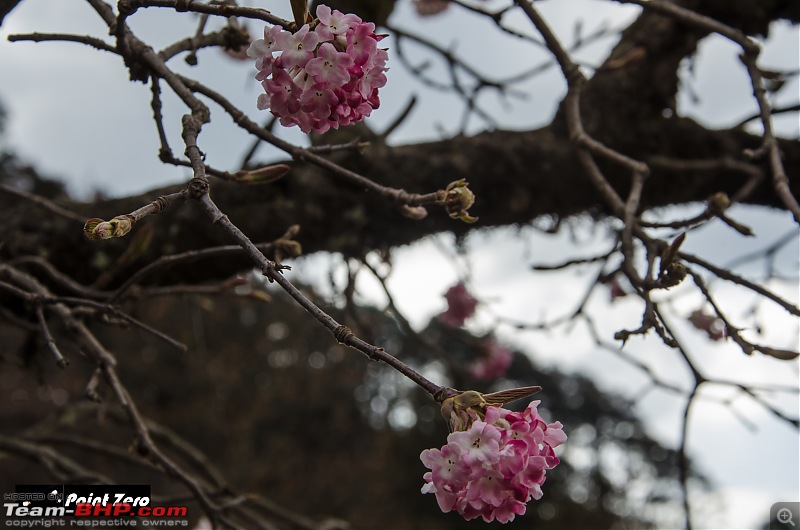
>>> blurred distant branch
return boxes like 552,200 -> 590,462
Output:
0,183 -> 86,224
723,229 -> 799,280
734,103 -> 800,129
679,250 -> 800,317
0,435 -> 113,483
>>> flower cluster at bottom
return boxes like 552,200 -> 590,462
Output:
420,401 -> 566,523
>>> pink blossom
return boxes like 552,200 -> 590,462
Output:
247,25 -> 282,70
305,43 -> 354,86
346,22 -> 379,66
439,282 -> 478,327
468,340 -> 513,380
248,6 -> 388,133
315,5 -> 361,40
355,58 -> 388,99
263,67 -> 302,115
300,84 -> 339,120
448,420 -> 502,467
421,400 -> 566,524
274,24 -> 319,69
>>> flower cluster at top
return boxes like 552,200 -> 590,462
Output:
246,5 -> 388,133
421,400 -> 566,523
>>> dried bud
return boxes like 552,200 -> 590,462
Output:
440,390 -> 487,432
657,233 -> 686,288
399,204 -> 428,220
282,224 -> 301,240
221,26 -> 252,61
657,261 -> 687,289
231,164 -> 291,184
438,179 -> 477,223
759,347 -> 800,361
439,386 -> 542,432
274,224 -> 303,263
707,192 -> 730,216
275,239 -> 302,258
659,232 -> 686,271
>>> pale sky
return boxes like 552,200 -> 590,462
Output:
1,1 -> 798,528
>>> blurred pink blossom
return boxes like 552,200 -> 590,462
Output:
689,309 -> 726,341
439,282 -> 478,327
607,277 -> 626,301
468,340 -> 513,380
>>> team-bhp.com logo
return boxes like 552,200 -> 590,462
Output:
4,485 -> 189,526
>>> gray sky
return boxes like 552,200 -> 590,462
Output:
1,1 -> 798,528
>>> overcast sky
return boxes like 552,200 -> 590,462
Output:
1,1 -> 798,528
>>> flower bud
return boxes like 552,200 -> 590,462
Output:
438,179 -> 477,223
439,386 -> 542,433
440,390 -> 488,432
83,215 -> 134,240
707,192 -> 730,216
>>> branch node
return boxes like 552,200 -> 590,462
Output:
333,325 -> 354,345
188,177 -> 209,198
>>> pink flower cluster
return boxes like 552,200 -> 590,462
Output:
469,340 -> 513,380
421,401 -> 566,523
439,282 -> 478,327
246,6 -> 388,133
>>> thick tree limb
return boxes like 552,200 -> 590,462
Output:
1,118 -> 796,287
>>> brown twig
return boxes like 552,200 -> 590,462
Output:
7,32 -> 118,54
